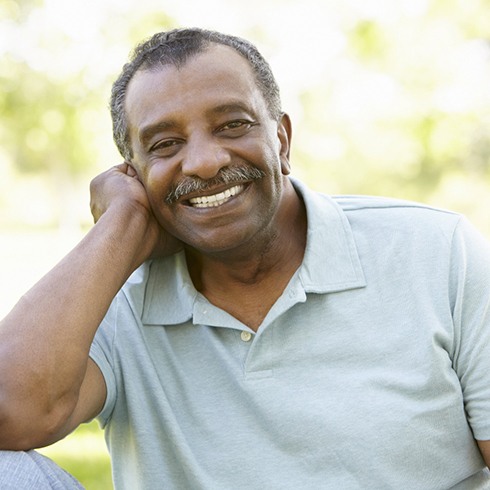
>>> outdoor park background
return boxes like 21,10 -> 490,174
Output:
1,0 -> 490,488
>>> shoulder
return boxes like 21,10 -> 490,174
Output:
332,194 -> 459,218
331,194 -> 463,242
293,178 -> 461,230
293,178 -> 465,249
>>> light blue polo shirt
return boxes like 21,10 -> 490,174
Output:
90,179 -> 490,489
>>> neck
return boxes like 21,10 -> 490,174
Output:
186,184 -> 306,325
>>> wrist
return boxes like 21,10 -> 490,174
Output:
96,203 -> 159,267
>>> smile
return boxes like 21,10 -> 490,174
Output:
188,184 -> 245,208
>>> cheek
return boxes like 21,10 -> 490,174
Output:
132,164 -> 178,227
259,133 -> 287,175
140,161 -> 177,200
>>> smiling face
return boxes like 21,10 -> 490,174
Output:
125,44 -> 292,255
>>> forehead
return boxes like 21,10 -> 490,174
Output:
125,44 -> 267,132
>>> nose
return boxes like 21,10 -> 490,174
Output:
181,133 -> 231,179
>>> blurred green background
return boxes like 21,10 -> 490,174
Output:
1,0 -> 490,488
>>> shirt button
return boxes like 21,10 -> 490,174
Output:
240,331 -> 252,342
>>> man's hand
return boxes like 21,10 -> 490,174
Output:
90,163 -> 182,262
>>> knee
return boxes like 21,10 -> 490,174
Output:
0,449 -> 34,469
0,450 -> 42,489
0,450 -> 83,489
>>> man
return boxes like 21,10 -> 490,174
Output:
0,27 -> 489,489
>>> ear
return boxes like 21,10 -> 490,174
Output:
277,113 -> 292,175
127,157 -> 146,182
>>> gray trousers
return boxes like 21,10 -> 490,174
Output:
0,450 -> 84,489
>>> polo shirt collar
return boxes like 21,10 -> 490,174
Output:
140,177 -> 365,325
292,178 -> 366,293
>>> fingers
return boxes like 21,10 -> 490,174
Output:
125,163 -> 137,178
123,161 -> 142,183
90,164 -> 127,223
90,162 -> 146,224
113,162 -> 130,173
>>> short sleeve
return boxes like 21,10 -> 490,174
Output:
89,296 -> 118,428
450,217 -> 490,440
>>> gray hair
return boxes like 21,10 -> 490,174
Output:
110,27 -> 283,161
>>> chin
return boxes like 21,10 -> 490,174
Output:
182,227 -> 260,256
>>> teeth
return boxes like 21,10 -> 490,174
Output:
189,185 -> 244,208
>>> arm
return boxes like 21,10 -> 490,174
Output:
478,440 -> 490,468
0,164 -> 178,450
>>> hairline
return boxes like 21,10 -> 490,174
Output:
111,33 -> 282,161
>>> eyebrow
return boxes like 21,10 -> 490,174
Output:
138,102 -> 257,147
139,120 -> 179,147
209,102 -> 255,116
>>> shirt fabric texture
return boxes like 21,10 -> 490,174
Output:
90,178 -> 490,489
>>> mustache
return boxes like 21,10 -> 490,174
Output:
165,166 -> 266,204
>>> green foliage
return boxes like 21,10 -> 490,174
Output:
0,0 -> 175,176
51,452 -> 113,490
350,20 -> 386,61
0,59 -> 99,175
0,1 -> 177,228
2,0 -> 490,233
287,0 -> 490,237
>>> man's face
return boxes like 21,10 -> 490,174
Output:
125,44 -> 292,255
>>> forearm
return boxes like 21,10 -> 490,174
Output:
477,440 -> 490,468
0,206 -> 154,446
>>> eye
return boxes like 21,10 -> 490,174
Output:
149,138 -> 183,157
222,120 -> 247,130
217,119 -> 257,136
